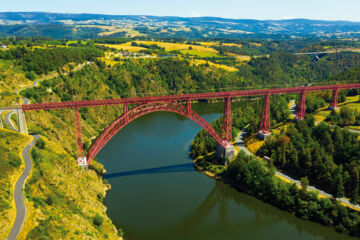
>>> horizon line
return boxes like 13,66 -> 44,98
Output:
0,11 -> 359,23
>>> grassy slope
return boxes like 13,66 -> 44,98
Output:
0,60 -> 26,106
18,138 -> 120,240
313,95 -> 360,123
0,129 -> 32,239
19,67 -> 124,239
0,60 -> 31,93
0,59 -> 122,239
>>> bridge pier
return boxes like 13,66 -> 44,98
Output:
295,91 -> 306,120
75,107 -> 86,166
17,107 -> 28,135
216,143 -> 235,165
258,93 -> 271,140
329,88 -> 339,110
221,96 -> 232,143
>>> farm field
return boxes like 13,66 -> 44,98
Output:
313,95 -> 360,123
97,42 -> 146,52
190,59 -> 238,72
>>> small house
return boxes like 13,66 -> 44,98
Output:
1,45 -> 7,49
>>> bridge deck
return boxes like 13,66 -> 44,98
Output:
21,83 -> 360,111
0,106 -> 21,111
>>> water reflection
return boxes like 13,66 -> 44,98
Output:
173,181 -> 355,240
104,163 -> 195,179
99,102 -> 356,240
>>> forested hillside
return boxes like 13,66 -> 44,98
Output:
259,117 -> 360,203
0,37 -> 360,239
1,12 -> 360,39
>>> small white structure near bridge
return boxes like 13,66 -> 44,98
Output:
77,157 -> 88,169
1,44 -> 7,49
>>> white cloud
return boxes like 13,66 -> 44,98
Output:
189,10 -> 201,17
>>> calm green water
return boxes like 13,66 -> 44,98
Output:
97,102 -> 355,240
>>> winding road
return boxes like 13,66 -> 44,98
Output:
7,134 -> 39,240
5,61 -> 92,240
5,111 -> 17,131
233,127 -> 360,211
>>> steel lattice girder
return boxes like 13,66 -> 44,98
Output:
22,83 -> 360,112
296,91 -> 306,119
259,93 -> 270,133
221,96 -> 232,144
330,88 -> 339,108
75,107 -> 84,163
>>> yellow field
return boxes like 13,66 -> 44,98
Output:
245,135 -> 265,154
198,41 -> 219,46
137,41 -> 219,54
313,95 -> 360,123
98,41 -> 221,57
180,49 -> 219,57
96,43 -> 146,52
226,53 -> 252,62
250,42 -> 262,47
97,57 -> 120,67
191,59 -> 238,72
222,43 -> 243,48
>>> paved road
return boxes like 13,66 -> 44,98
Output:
5,111 -> 17,131
346,128 -> 360,134
289,99 -> 296,118
234,126 -> 252,156
234,127 -> 360,211
13,61 -> 92,95
6,61 -> 91,239
7,134 -> 39,240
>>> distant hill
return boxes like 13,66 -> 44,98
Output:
0,12 -> 360,39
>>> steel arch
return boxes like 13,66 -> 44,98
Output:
86,101 -> 226,164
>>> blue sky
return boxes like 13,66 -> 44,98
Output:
1,0 -> 360,21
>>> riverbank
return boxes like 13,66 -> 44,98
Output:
193,148 -> 360,237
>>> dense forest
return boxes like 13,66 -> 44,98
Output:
326,107 -> 360,127
225,151 -> 360,235
0,36 -> 359,239
259,116 -> 360,203
0,46 -> 103,75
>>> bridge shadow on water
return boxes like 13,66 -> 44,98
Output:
103,163 -> 195,179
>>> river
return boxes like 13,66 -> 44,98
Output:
97,102 -> 355,240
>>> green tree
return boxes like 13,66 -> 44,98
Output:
301,176 -> 309,194
333,166 -> 345,198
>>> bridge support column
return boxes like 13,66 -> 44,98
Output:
0,113 -> 3,129
221,96 -> 232,144
216,143 -> 235,165
216,96 -> 234,165
186,99 -> 191,116
329,89 -> 339,110
124,103 -> 128,123
16,107 -> 28,134
296,91 -> 306,120
75,107 -> 87,167
258,93 -> 271,140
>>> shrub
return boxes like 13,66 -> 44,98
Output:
36,138 -> 46,149
93,213 -> 104,227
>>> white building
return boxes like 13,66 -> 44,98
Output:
1,45 -> 7,49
